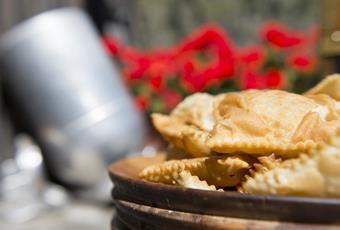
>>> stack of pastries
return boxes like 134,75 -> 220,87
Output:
139,74 -> 340,197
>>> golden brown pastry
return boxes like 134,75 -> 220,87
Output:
170,93 -> 217,131
152,113 -> 211,157
209,90 -> 340,156
153,89 -> 340,157
139,155 -> 252,187
143,74 -> 340,195
240,137 -> 340,197
152,93 -> 219,157
176,171 -> 223,191
304,74 -> 340,101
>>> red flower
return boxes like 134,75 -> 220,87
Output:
181,57 -> 235,92
264,69 -> 286,89
179,24 -> 235,61
261,22 -> 304,48
183,73 -> 209,92
162,90 -> 182,110
102,22 -> 319,113
102,36 -> 121,56
182,60 -> 210,92
288,54 -> 317,73
150,75 -> 163,90
238,46 -> 266,70
241,71 -> 264,89
201,59 -> 235,82
178,25 -> 236,92
183,59 -> 195,76
135,96 -> 150,111
147,57 -> 172,77
125,57 -> 151,80
241,69 -> 286,90
119,47 -> 145,63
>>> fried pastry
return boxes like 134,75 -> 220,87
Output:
154,89 -> 340,157
139,155 -> 251,187
170,93 -> 217,131
240,137 -> 340,197
152,93 -> 218,157
176,171 -> 222,191
152,113 -> 211,157
304,74 -> 340,101
145,74 -> 340,195
209,90 -> 340,156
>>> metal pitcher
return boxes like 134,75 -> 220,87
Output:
0,7 -> 146,201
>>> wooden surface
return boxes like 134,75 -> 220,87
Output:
110,154 -> 340,228
113,199 -> 340,230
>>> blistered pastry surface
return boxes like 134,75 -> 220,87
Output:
141,75 -> 340,196
153,83 -> 340,157
240,137 -> 340,197
139,154 -> 251,187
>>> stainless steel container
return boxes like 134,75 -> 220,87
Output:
0,8 -> 146,200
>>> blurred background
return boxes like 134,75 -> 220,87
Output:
0,0 -> 339,229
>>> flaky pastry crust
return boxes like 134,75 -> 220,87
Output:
153,81 -> 340,157
139,155 -> 251,187
176,171 -> 223,191
209,90 -> 340,156
240,137 -> 340,197
304,74 -> 340,101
